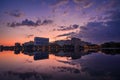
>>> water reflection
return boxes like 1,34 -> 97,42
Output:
21,50 -> 92,60
34,52 -> 49,60
0,71 -> 52,80
0,49 -> 120,80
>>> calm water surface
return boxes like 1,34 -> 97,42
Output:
0,50 -> 120,80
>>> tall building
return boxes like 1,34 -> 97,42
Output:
34,37 -> 49,46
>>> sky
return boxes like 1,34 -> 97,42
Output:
0,0 -> 120,45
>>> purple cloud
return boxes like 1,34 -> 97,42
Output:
7,19 -> 53,27
5,10 -> 24,18
56,32 -> 76,37
57,24 -> 79,31
26,34 -> 34,38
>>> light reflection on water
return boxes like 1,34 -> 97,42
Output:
0,50 -> 120,80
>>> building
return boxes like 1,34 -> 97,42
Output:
15,42 -> 21,47
22,41 -> 34,51
22,41 -> 34,46
71,37 -> 81,45
34,37 -> 49,46
54,40 -> 71,46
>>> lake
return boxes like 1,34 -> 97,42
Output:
0,50 -> 120,80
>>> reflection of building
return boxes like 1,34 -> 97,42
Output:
49,43 -> 61,51
14,50 -> 20,54
15,43 -> 21,47
34,37 -> 49,46
15,42 -> 21,51
84,44 -> 100,49
0,45 -> 3,52
34,52 -> 49,60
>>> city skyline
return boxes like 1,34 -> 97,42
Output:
0,0 -> 120,46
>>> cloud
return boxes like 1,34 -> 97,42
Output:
73,0 -> 84,4
73,0 -> 93,9
41,19 -> 53,25
62,10 -> 69,16
56,32 -> 76,37
57,24 -> 79,31
73,2 -> 120,43
7,19 -> 40,27
89,16 -> 96,20
51,0 -> 69,7
104,10 -> 120,21
80,26 -> 88,30
5,10 -> 24,18
26,34 -> 34,38
7,19 -> 53,27
83,2 -> 93,8
77,19 -> 120,43
96,0 -> 120,14
51,0 -> 69,14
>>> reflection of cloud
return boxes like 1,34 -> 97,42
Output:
57,60 -> 76,65
52,66 -> 80,74
0,71 -> 52,80
25,59 -> 33,63
7,19 -> 53,27
5,10 -> 24,18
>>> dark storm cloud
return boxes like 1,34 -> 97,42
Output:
56,32 -> 76,37
7,19 -> 53,27
57,24 -> 79,31
5,10 -> 24,18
